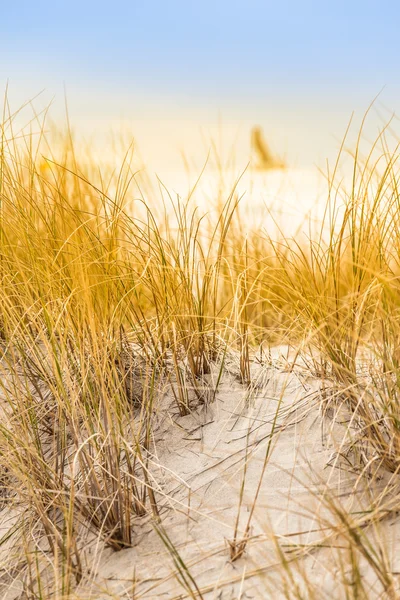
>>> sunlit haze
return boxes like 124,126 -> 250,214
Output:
3,1 -> 400,174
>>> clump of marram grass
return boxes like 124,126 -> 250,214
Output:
1,97 -> 400,597
0,100 -> 257,595
248,110 -> 400,475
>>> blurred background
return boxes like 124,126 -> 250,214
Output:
2,0 -> 400,230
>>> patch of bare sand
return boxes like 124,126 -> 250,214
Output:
76,353 -> 385,599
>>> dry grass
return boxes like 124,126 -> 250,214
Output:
0,97 -> 400,598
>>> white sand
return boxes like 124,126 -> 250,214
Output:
74,350 -> 399,599
1,348 -> 399,599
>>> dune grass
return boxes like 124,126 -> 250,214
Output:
0,99 -> 400,597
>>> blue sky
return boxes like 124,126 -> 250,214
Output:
3,1 -> 399,91
2,1 -> 400,167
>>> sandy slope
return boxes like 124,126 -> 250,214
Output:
75,351 -> 387,599
1,348 -> 399,599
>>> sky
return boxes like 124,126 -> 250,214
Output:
2,0 -> 400,170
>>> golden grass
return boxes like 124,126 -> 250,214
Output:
1,97 -> 400,597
